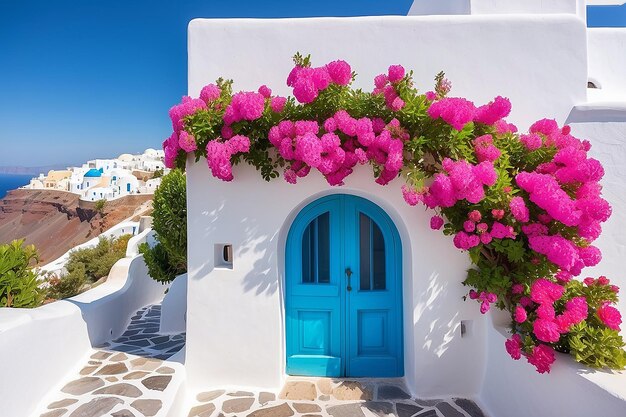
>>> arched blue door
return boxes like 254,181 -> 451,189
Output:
285,194 -> 403,377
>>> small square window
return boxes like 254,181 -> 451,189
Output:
214,243 -> 233,269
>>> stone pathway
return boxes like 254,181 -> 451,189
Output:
99,305 -> 186,359
188,378 -> 485,417
38,304 -> 185,417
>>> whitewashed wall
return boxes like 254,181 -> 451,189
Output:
186,15 -> 587,395
160,273 -> 188,334
587,28 -> 626,99
188,16 -> 586,132
480,319 -> 626,417
407,0 -> 585,18
0,254 -> 167,417
568,109 -> 626,316
186,161 -> 485,395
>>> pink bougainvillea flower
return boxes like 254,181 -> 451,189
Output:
474,96 -> 511,125
463,220 -> 476,233
468,210 -> 482,222
200,83 -> 221,103
427,97 -> 476,131
178,131 -> 197,153
473,134 -> 501,163
430,215 -> 444,230
555,296 -> 588,332
516,172 -> 582,227
169,96 -> 207,132
512,284 -> 524,294
505,334 -> 523,360
326,60 -> 352,86
402,185 -> 422,206
597,302 -> 622,331
530,278 -> 565,305
527,344 -> 556,374
387,64 -> 405,82
293,77 -> 318,104
514,305 -> 527,323
258,84 -> 272,98
270,96 -> 287,113
509,196 -> 530,223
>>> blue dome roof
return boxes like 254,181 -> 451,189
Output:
84,168 -> 102,178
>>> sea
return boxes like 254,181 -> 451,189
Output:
0,174 -> 33,199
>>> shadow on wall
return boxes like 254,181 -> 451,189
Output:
240,217 -> 279,296
190,201 -> 226,282
416,272 -> 459,360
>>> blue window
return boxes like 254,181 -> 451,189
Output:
302,212 -> 330,284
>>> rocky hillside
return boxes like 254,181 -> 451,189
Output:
0,190 -> 152,265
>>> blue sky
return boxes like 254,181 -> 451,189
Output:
0,1 -> 622,167
0,0 -> 412,167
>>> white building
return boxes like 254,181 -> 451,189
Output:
23,148 -> 169,201
183,2 -> 626,417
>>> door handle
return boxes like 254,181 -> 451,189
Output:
345,267 -> 352,292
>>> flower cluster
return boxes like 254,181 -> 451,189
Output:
372,65 -> 407,111
268,110 -> 406,186
205,135 -> 251,181
287,59 -> 351,103
469,290 -> 498,314
163,54 -> 625,374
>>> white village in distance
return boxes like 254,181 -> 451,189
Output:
21,149 -> 168,201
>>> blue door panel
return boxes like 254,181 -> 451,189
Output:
286,194 -> 402,378
287,355 -> 341,377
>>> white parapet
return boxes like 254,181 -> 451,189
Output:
0,254 -> 168,417
408,0 -> 586,17
587,28 -> 626,100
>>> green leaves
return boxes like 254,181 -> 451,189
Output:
491,239 -> 526,263
567,323 -> 626,369
141,169 -> 187,283
0,240 -> 44,308
47,234 -> 132,300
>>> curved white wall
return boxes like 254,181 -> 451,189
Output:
68,254 -> 168,345
0,254 -> 168,417
160,273 -> 188,334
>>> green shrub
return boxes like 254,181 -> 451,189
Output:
45,266 -> 86,301
0,240 -> 45,308
46,234 -> 131,300
139,242 -> 179,283
141,169 -> 187,283
94,199 -> 107,214
152,168 -> 164,178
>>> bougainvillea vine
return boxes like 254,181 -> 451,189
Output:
163,53 -> 626,373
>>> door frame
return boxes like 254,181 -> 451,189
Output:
284,193 -> 404,377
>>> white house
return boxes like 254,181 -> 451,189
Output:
22,149 -> 168,200
183,3 -> 626,417
85,186 -> 115,201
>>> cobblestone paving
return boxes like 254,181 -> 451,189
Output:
39,304 -> 185,417
188,378 -> 486,417
100,305 -> 186,359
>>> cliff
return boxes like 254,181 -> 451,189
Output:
0,190 -> 152,265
